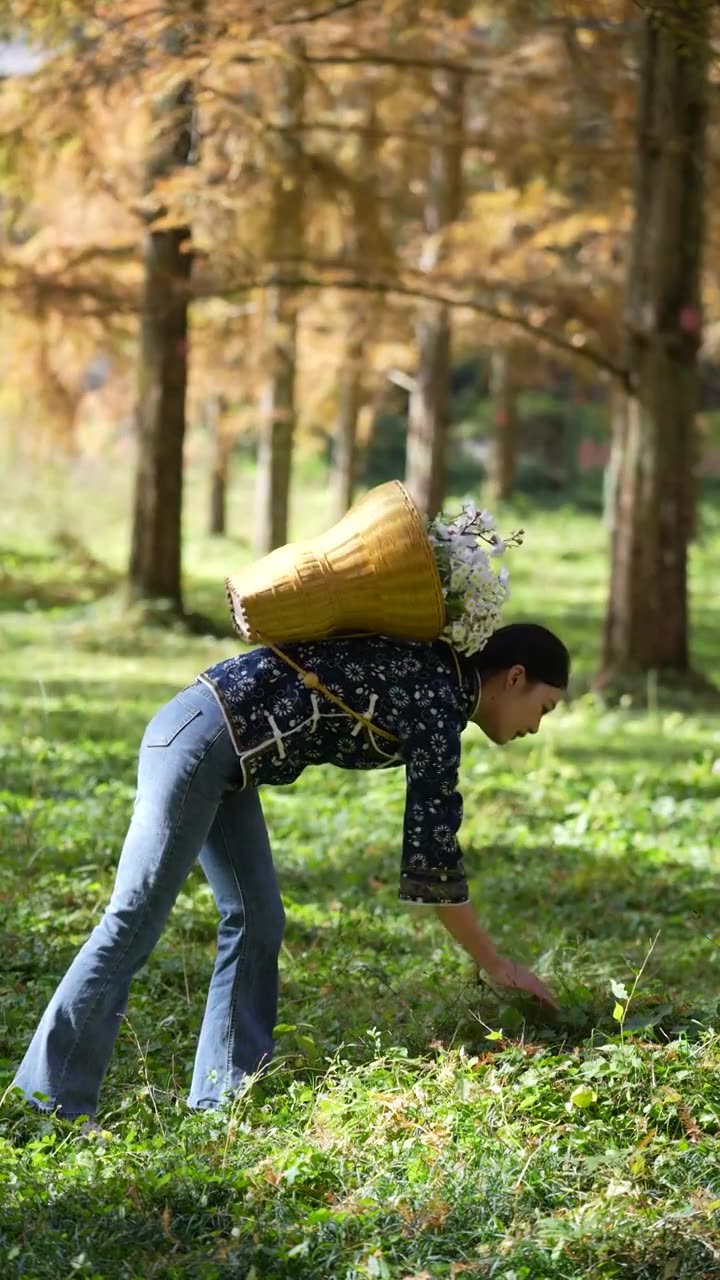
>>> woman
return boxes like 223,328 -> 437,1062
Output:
11,621 -> 569,1120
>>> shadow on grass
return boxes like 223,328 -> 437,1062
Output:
0,540 -> 238,641
3,834 -> 718,1076
2,1170 -> 718,1280
552,736 -> 720,767
1,1136 -> 715,1280
0,549 -> 118,613
0,679 -> 187,780
0,675 -> 215,710
0,1172 -> 300,1278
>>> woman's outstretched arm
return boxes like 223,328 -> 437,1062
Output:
435,902 -> 558,1009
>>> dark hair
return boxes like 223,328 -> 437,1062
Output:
474,623 -> 570,688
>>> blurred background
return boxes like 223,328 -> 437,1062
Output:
0,0 -> 718,689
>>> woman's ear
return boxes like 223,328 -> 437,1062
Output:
506,664 -> 526,689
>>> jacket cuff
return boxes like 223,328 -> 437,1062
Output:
399,867 -> 469,906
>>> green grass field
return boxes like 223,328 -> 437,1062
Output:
1,453 -> 720,1278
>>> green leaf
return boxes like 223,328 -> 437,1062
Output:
297,1034 -> 321,1062
305,1209 -> 333,1224
623,1004 -> 674,1031
569,1084 -> 597,1109
613,1002 -> 625,1022
286,1241 -> 310,1259
406,1156 -> 429,1184
366,1253 -> 391,1279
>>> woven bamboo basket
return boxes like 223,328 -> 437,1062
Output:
226,479 -> 447,644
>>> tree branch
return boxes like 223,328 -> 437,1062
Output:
269,0 -> 374,27
1,253 -> 629,387
231,49 -> 493,75
198,268 -> 629,385
199,89 -> 636,153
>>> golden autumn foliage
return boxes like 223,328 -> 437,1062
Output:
0,0 -> 716,452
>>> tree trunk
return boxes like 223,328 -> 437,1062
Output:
405,63 -> 465,518
207,394 -> 229,536
210,470 -> 227,539
129,228 -> 192,608
129,15 -> 199,608
486,347 -> 518,503
331,97 -> 382,519
602,2 -> 709,675
688,411 -> 702,543
254,289 -> 298,554
333,328 -> 363,520
254,37 -> 305,555
603,382 -> 625,533
407,307 -> 452,517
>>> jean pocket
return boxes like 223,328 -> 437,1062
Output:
144,695 -> 203,747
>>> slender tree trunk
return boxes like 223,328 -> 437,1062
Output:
254,288 -> 298,554
405,61 -> 465,518
603,382 -> 625,532
333,328 -> 363,519
407,307 -> 452,516
688,412 -> 702,543
602,2 -> 709,675
207,394 -> 230,536
210,472 -> 226,536
331,98 -> 382,519
254,36 -> 305,555
486,347 -> 518,503
35,309 -> 81,458
129,12 -> 200,607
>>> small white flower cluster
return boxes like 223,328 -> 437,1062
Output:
426,500 -> 524,655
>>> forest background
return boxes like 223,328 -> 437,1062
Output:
1,3 -> 720,1279
0,0 -> 717,680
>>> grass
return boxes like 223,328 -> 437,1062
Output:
1,451 -> 720,1278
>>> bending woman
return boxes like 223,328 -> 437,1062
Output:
11,621 -> 569,1120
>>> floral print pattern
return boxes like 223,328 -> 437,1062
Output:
197,635 -> 480,906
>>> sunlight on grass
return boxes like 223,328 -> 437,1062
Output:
1,455 -> 720,1278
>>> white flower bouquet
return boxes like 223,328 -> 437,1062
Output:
426,501 -> 524,655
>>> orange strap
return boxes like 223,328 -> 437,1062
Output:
256,633 -> 464,747
256,633 -> 400,743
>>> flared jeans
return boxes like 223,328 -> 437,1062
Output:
12,680 -> 285,1117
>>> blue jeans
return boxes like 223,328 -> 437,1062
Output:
12,681 -> 285,1117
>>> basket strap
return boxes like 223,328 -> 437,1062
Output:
256,634 -> 401,744
444,641 -> 463,688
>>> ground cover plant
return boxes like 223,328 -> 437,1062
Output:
1,460 -> 719,1278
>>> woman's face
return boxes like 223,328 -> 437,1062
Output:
473,665 -> 563,745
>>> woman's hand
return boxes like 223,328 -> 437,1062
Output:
483,955 -> 559,1010
433,902 -> 559,1011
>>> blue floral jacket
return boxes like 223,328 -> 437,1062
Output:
197,635 -> 481,906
